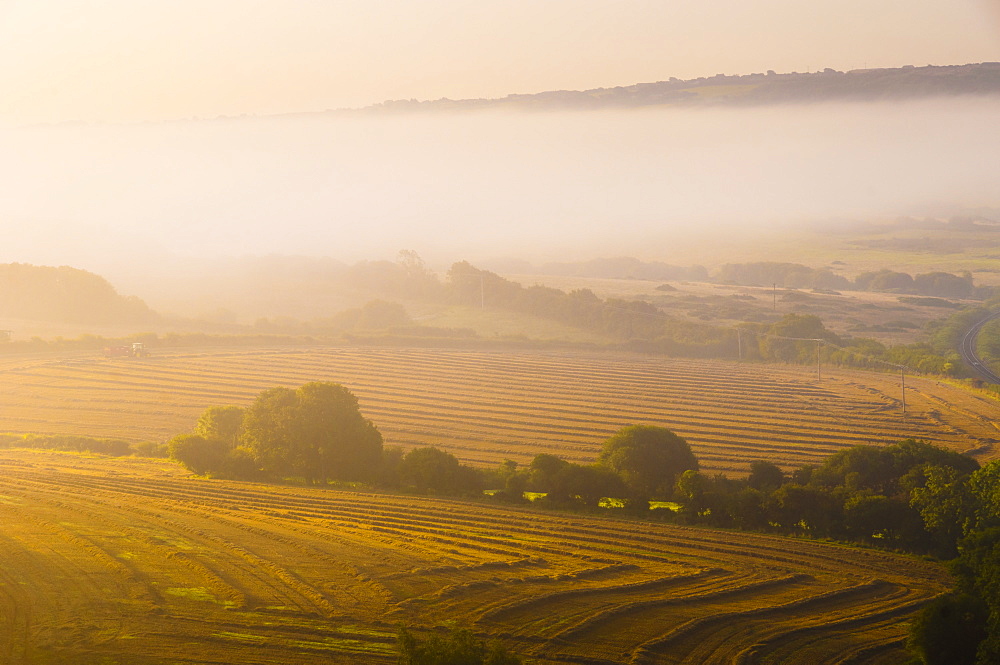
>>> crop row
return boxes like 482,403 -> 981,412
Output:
0,451 -> 948,664
0,347 -> 996,475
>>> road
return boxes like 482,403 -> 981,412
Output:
959,311 -> 1000,384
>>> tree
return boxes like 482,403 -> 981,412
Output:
969,460 -> 1000,532
732,487 -> 771,530
378,446 -> 405,487
842,493 -> 917,545
239,386 -> 300,477
676,469 -> 712,519
748,460 -> 784,491
550,464 -> 625,507
952,528 -> 1000,663
239,382 -> 383,483
527,453 -> 570,491
910,464 -> 977,556
759,314 -> 839,363
168,434 -> 227,476
194,405 -> 245,448
772,484 -> 843,536
399,447 -> 463,494
598,425 -> 698,498
813,446 -> 897,493
908,593 -> 987,665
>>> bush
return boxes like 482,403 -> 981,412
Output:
132,441 -> 169,458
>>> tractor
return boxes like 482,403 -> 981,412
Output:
103,342 -> 148,358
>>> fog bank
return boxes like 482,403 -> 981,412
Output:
1,99 -> 998,285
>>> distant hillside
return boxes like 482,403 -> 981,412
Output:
357,62 -> 1000,113
0,263 -> 157,325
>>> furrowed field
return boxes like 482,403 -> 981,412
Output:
0,451 -> 950,664
0,346 -> 997,473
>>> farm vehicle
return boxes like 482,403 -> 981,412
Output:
103,342 -> 149,358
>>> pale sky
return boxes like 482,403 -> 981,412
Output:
1,0 -> 999,125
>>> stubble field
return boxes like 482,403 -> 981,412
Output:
0,346 -> 997,474
0,450 -> 950,664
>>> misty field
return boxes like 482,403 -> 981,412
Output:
0,450 -> 949,664
0,346 -> 997,473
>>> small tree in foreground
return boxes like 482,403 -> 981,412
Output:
398,626 -> 521,665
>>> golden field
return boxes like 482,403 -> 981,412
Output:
0,346 -> 997,473
0,450 -> 950,664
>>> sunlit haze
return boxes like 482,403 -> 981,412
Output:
0,1 -> 999,291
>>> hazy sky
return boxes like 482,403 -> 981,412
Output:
1,1 -> 999,125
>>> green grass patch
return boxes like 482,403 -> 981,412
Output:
334,624 -> 395,639
165,587 -> 217,603
288,637 -> 396,654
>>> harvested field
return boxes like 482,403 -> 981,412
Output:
0,450 -> 949,664
0,346 -> 997,474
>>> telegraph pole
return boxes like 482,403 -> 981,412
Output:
816,340 -> 822,381
901,367 -> 906,414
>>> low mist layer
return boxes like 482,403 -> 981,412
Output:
1,98 -> 998,286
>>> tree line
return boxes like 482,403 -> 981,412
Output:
167,383 -> 700,506
25,253 -> 976,384
0,263 -> 156,325
444,262 -> 991,378
715,262 -> 981,299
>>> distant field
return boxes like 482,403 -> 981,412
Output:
0,451 -> 949,664
0,346 -> 997,473
620,224 -> 1000,286
504,273 -> 966,345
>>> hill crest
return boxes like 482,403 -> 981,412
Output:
353,62 -> 1000,114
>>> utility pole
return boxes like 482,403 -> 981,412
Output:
901,367 -> 906,414
737,329 -> 743,360
816,340 -> 822,381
